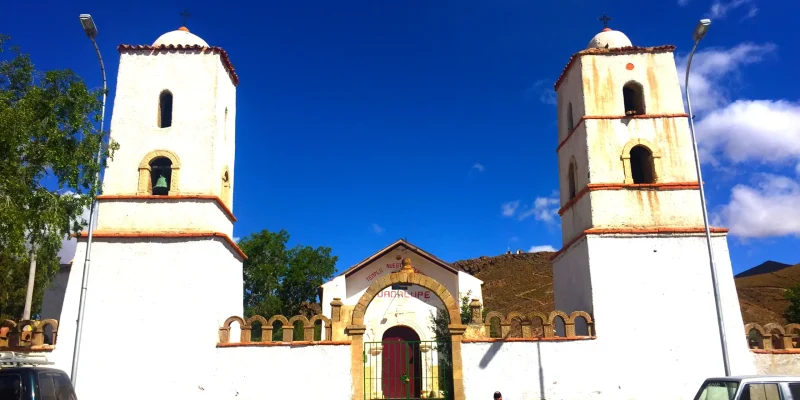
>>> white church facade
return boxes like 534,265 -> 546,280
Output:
3,21 -> 799,400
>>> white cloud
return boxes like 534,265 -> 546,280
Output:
708,0 -> 758,20
717,174 -> 800,238
233,237 -> 241,243
471,163 -> 485,172
695,100 -> 800,166
529,245 -> 557,252
371,223 -> 385,235
501,201 -> 520,217
525,79 -> 556,106
518,195 -> 560,224
676,42 -> 776,113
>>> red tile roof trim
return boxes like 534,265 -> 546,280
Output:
550,226 -> 729,261
553,45 -> 676,92
751,349 -> 800,354
462,336 -> 596,343
97,194 -> 236,222
558,182 -> 701,216
217,340 -> 351,348
74,230 -> 247,261
118,44 -> 239,86
556,113 -> 689,153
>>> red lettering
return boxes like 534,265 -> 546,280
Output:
424,292 -> 430,299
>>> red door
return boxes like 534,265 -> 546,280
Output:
381,326 -> 421,399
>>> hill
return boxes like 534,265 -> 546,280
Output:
734,260 -> 792,278
452,252 -> 799,325
735,262 -> 800,324
451,252 -> 554,315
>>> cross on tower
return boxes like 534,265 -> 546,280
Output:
180,9 -> 192,27
599,13 -> 612,29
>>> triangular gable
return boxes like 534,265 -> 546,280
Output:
340,239 -> 458,277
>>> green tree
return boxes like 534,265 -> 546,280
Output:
0,35 -> 117,320
785,284 -> 800,324
238,228 -> 338,319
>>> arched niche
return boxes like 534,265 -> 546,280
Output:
137,149 -> 182,195
620,139 -> 663,184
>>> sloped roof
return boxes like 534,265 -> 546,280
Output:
340,239 -> 458,277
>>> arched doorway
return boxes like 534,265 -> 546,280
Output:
381,326 -> 422,399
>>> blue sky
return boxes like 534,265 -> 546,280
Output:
4,0 -> 798,275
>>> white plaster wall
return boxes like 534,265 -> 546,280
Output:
96,199 -> 233,235
557,123 -> 591,242
104,50 -> 235,197
587,189 -> 704,229
585,117 -> 698,184
53,238 -> 243,400
753,353 -> 800,375
580,52 -> 686,117
211,345 -> 352,400
457,272 -> 483,305
560,234 -> 754,394
321,275 -> 347,318
213,58 -> 237,209
556,59 -> 586,143
552,237 -> 593,318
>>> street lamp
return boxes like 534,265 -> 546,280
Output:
684,18 -> 731,377
71,13 -> 108,388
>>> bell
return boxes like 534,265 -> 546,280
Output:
153,175 -> 169,194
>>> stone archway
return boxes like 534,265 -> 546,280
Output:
347,258 -> 467,400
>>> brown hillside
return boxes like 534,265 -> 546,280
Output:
452,252 -> 554,315
735,262 -> 800,324
452,253 -> 798,325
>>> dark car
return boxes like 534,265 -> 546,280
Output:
0,352 -> 77,400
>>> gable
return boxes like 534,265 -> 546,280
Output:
340,239 -> 457,278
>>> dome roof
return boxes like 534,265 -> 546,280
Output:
153,27 -> 208,47
586,28 -> 632,49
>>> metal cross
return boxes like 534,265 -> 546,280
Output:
599,13 -> 612,28
180,9 -> 192,26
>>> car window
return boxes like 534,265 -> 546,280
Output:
0,374 -> 23,400
788,383 -> 800,399
38,370 -> 77,400
696,380 -> 739,400
739,383 -> 781,400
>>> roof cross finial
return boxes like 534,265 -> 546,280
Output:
599,12 -> 612,29
180,9 -> 192,27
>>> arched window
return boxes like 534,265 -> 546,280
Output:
137,150 -> 181,195
221,166 -> 232,207
622,82 -> 645,116
566,102 -> 574,133
158,90 -> 173,128
567,160 -> 577,200
150,157 -> 172,195
629,145 -> 655,184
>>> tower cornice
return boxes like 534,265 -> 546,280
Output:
554,45 -> 676,92
558,182 -> 701,216
118,44 -> 239,86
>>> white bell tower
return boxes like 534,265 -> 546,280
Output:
550,23 -> 754,378
54,26 -> 244,399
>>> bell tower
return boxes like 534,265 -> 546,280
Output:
550,23 -> 754,377
53,26 -> 244,396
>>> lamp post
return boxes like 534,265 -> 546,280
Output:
684,19 -> 731,377
71,13 -> 107,388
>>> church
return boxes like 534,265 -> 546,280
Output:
5,16 -> 798,400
